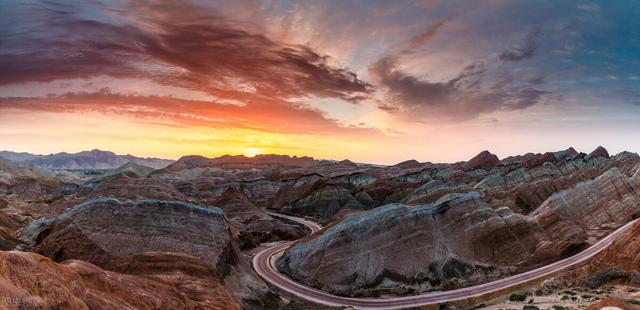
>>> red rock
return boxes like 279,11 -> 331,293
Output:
21,198 -> 276,307
500,152 -> 537,165
392,159 -> 421,169
522,152 -> 556,168
590,146 -> 610,158
553,147 -> 579,161
0,250 -> 241,309
162,154 -> 318,172
461,150 -> 500,171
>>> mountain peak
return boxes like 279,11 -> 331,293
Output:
114,162 -> 155,176
589,146 -> 610,158
0,150 -> 173,170
462,150 -> 499,171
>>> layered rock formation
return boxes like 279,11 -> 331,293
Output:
589,146 -> 610,158
0,211 -> 27,250
1,146 -> 638,306
478,148 -> 636,215
0,157 -> 67,200
278,192 -> 539,296
161,154 -> 318,172
21,198 -> 275,307
1,149 -> 173,170
84,172 -> 186,201
530,167 -> 640,263
273,180 -> 376,222
461,150 -> 500,171
0,157 -> 84,237
521,152 -> 557,168
556,217 -> 640,289
278,160 -> 640,296
0,250 -> 241,309
214,188 -> 307,249
112,161 -> 156,176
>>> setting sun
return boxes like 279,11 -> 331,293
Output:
243,147 -> 263,157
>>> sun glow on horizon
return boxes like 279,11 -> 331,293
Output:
243,147 -> 264,157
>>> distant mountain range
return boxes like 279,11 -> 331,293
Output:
0,149 -> 174,170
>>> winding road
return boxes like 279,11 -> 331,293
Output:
254,213 -> 639,309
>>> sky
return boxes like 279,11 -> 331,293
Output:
1,0 -> 640,164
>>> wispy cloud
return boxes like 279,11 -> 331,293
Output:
499,27 -> 541,62
369,20 -> 550,121
0,1 -> 372,103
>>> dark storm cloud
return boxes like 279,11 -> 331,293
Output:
369,20 -> 550,121
0,1 -> 372,102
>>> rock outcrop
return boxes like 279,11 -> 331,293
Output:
274,180 -> 376,222
532,167 -> 640,262
522,152 -> 556,168
278,164 -> 640,297
589,146 -> 610,158
554,147 -> 579,161
0,250 -> 241,309
85,173 -> 186,201
278,192 -> 539,296
477,151 -> 636,215
162,154 -> 318,172
21,198 -> 275,307
2,146 -> 638,305
401,180 -> 472,205
23,199 -> 234,270
461,150 -> 500,171
0,211 -> 28,250
214,188 -> 306,249
112,162 -> 156,176
557,217 -> 640,289
0,157 -> 66,199
6,149 -> 173,170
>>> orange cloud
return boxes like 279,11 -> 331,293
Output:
0,91 -> 382,137
1,1 -> 372,103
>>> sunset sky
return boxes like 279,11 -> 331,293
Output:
1,1 -> 640,164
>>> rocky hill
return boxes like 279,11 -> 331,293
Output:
0,250 -> 241,309
161,154 -> 318,172
21,198 -> 277,307
554,211 -> 640,289
0,146 -> 639,308
277,147 -> 640,296
0,149 -> 173,170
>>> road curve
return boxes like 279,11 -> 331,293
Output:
254,214 -> 639,309
265,211 -> 322,234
